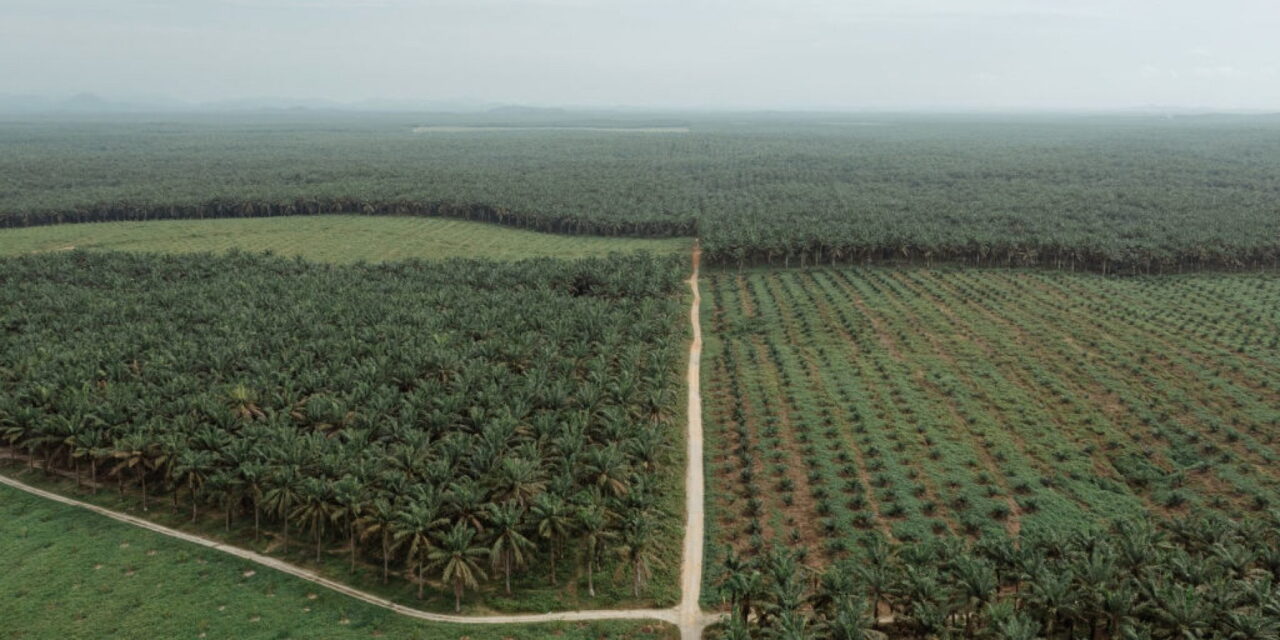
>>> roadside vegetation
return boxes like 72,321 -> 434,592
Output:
0,250 -> 687,613
0,215 -> 690,262
0,483 -> 677,640
708,513 -> 1280,639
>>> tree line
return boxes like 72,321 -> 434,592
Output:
0,250 -> 688,610
712,513 -> 1280,639
2,115 -> 1279,274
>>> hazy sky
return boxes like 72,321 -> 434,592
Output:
3,0 -> 1279,110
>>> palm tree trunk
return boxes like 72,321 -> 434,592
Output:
416,563 -> 425,600
253,500 -> 261,542
505,550 -> 512,595
349,524 -> 356,574
140,470 -> 148,511
454,578 -> 463,613
314,514 -> 322,563
550,545 -> 557,586
382,531 -> 390,584
587,553 -> 595,597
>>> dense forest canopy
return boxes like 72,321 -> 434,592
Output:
1,112 -> 1277,272
0,250 -> 687,609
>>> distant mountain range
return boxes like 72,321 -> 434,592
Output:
0,93 -> 511,114
0,93 -> 1274,117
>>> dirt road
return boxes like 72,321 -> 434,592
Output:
676,242 -> 720,638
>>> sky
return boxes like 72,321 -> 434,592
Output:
2,0 -> 1279,111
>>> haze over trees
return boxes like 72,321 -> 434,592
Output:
1,113 -> 1278,273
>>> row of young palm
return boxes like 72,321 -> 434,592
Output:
713,513 -> 1280,639
0,249 -> 689,610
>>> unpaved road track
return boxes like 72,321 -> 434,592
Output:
0,245 -> 721,638
676,243 -> 721,639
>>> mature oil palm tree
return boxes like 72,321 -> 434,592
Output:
616,509 -> 659,598
238,461 -> 268,542
445,477 -> 488,533
357,496 -> 401,584
854,554 -> 896,624
293,476 -> 335,563
331,474 -> 366,573
531,492 -> 573,586
486,501 -> 534,595
577,502 -> 614,597
953,555 -> 999,633
992,612 -> 1041,640
173,448 -> 215,523
111,432 -> 158,511
720,550 -> 759,622
394,499 -> 447,600
493,457 -> 546,509
70,427 -> 109,492
263,464 -> 302,552
719,616 -> 753,640
823,598 -> 874,640
581,444 -> 631,498
203,470 -> 244,531
427,522 -> 488,613
1146,583 -> 1210,639
1027,569 -> 1076,639
227,383 -> 266,421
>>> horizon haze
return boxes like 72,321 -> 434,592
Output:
3,0 -> 1279,113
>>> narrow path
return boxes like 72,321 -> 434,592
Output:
677,242 -> 721,639
0,472 -> 677,625
0,243 -> 723,639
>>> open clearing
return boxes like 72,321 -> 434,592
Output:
703,266 -> 1280,568
0,215 -> 691,262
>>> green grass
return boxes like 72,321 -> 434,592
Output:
0,215 -> 690,262
0,482 -> 676,640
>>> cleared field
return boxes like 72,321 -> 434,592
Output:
0,483 -> 675,640
702,267 -> 1280,565
0,215 -> 690,262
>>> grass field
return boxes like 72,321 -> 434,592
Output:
702,266 -> 1280,568
0,483 -> 675,640
0,215 -> 690,262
